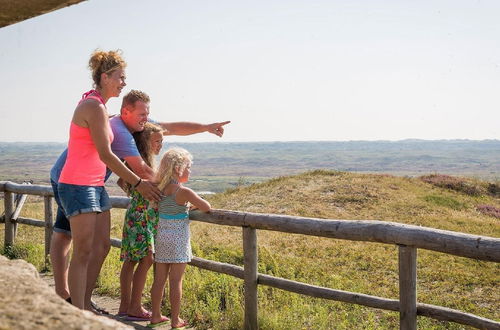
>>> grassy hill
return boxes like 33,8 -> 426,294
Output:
1,171 -> 499,329
195,170 -> 499,329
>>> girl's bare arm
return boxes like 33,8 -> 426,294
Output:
179,187 -> 211,212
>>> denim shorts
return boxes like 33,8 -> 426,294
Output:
51,180 -> 71,236
57,182 -> 112,218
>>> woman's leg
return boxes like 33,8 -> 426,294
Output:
150,263 -> 170,323
84,210 -> 111,310
119,259 -> 137,314
128,251 -> 154,315
169,263 -> 187,327
50,231 -> 72,300
68,212 -> 97,309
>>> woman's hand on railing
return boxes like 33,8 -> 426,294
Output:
135,180 -> 162,201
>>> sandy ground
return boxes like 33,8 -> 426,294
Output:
39,273 -> 192,330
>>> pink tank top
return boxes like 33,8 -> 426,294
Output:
59,90 -> 114,186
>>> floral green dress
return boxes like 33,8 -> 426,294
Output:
120,189 -> 159,261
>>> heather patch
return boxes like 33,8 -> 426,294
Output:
420,174 -> 485,196
476,204 -> 500,219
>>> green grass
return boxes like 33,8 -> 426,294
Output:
423,194 -> 466,210
1,171 -> 499,329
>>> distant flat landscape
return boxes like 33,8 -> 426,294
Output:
1,140 -> 500,193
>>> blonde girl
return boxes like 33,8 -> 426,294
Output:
148,148 -> 211,329
118,122 -> 163,320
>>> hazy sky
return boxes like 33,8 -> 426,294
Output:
0,0 -> 499,143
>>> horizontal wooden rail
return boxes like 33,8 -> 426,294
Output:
190,256 -> 245,279
2,181 -> 499,262
188,256 -> 500,329
417,303 -> 500,330
1,216 -> 46,227
16,217 -> 45,227
189,210 -> 500,262
0,181 -> 53,196
110,238 -> 122,249
259,273 -> 399,311
2,181 -> 499,329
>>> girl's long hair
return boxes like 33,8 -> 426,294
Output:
133,122 -> 163,168
156,147 -> 193,191
123,122 -> 163,195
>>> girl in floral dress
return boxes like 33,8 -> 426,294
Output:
118,122 -> 164,320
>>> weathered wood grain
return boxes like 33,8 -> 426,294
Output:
4,191 -> 15,247
399,245 -> 417,330
44,196 -> 53,263
190,210 -> 500,262
243,227 -> 258,330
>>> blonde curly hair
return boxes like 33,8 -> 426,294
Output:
156,148 -> 193,191
88,49 -> 127,88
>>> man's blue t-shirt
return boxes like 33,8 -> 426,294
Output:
50,116 -> 156,182
109,116 -> 141,160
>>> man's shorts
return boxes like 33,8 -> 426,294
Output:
57,182 -> 112,219
51,179 -> 71,236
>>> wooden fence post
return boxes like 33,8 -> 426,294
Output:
11,193 -> 28,238
399,245 -> 417,330
44,196 -> 53,264
4,191 -> 15,249
243,226 -> 258,330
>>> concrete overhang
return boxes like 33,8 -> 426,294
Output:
0,0 -> 86,28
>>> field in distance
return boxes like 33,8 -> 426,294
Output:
1,139 -> 500,194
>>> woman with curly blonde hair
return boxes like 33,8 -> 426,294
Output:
57,49 -> 161,310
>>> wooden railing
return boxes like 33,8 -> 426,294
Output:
1,181 -> 499,330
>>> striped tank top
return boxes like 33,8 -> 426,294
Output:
158,187 -> 189,220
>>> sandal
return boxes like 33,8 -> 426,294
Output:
90,299 -> 110,315
147,315 -> 170,328
125,310 -> 152,321
172,320 -> 189,330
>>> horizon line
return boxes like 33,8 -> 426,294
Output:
1,138 -> 500,144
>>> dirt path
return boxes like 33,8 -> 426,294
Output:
40,273 -> 191,330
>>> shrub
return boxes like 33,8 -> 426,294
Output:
476,204 -> 500,219
420,174 -> 484,196
487,183 -> 500,197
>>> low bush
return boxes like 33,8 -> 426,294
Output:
487,183 -> 500,197
420,174 -> 485,196
476,204 -> 500,219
